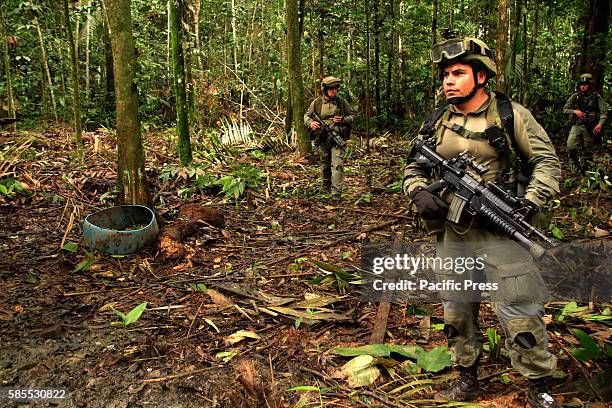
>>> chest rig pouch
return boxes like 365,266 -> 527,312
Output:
418,93 -> 530,227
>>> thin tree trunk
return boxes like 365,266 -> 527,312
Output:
34,16 -> 58,120
285,0 -> 310,157
0,5 -> 16,132
520,0 -> 527,105
231,0 -> 238,73
169,0 -> 192,165
104,0 -> 152,206
524,0 -> 539,107
62,0 -> 83,158
85,0 -> 93,97
496,0 -> 509,93
373,0 -> 381,116
364,0 -> 371,151
101,0 -> 115,113
431,0 -> 438,108
508,0 -> 521,97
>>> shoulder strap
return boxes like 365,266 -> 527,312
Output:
314,97 -> 323,116
420,103 -> 448,139
494,91 -> 515,143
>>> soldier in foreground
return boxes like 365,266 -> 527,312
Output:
563,73 -> 608,173
403,37 -> 562,408
304,76 -> 354,201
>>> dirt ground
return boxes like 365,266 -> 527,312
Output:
0,128 -> 610,407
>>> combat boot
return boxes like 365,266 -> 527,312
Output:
434,365 -> 480,402
527,378 -> 560,408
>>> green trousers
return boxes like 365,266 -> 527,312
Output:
435,223 -> 557,379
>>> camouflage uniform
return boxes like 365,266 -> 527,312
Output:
563,77 -> 607,170
403,92 -> 561,379
304,77 -> 354,199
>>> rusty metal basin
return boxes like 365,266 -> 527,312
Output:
83,205 -> 159,255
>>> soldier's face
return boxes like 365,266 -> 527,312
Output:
579,84 -> 590,93
325,87 -> 339,98
442,63 -> 485,100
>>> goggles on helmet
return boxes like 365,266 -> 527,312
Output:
430,38 -> 493,64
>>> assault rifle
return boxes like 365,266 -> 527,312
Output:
409,139 -> 558,258
311,112 -> 346,148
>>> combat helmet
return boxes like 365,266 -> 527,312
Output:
430,37 -> 497,78
578,73 -> 594,84
321,76 -> 342,91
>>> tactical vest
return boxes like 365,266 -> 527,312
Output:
314,96 -> 351,139
571,92 -> 600,127
419,92 -> 530,197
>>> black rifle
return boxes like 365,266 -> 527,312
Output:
311,112 -> 346,148
409,139 -> 558,258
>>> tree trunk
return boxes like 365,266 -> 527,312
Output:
431,0 -> 438,108
84,0 -> 93,98
523,0 -> 539,107
104,0 -> 152,207
496,0 -> 509,93
585,0 -> 609,92
364,0 -> 371,151
34,16 -> 58,121
231,0 -> 238,73
0,6 -> 15,132
169,0 -> 192,165
520,0 -> 527,105
373,0 -> 381,116
62,0 -> 83,158
508,0 -> 521,97
101,1 -> 115,113
285,0 -> 310,158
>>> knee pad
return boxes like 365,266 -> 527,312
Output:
515,332 -> 537,349
444,324 -> 460,339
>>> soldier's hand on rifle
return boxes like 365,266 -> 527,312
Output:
593,123 -> 603,135
333,115 -> 343,124
409,186 -> 448,220
310,121 -> 320,130
574,110 -> 586,120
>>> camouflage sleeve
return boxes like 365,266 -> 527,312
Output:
341,98 -> 354,125
563,93 -> 577,115
511,103 -> 561,208
597,93 -> 608,125
304,99 -> 317,127
402,136 -> 431,196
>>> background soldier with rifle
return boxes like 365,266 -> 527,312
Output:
304,76 -> 354,201
403,35 -> 562,408
563,73 -> 608,174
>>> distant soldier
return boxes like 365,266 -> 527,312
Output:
563,73 -> 608,173
304,76 -> 354,201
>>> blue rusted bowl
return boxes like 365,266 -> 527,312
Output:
83,205 -> 159,255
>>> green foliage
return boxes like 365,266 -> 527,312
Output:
570,329 -> 603,361
0,178 -> 24,199
486,328 -> 501,360
113,302 -> 148,327
214,163 -> 264,204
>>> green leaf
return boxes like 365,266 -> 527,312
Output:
73,256 -> 96,272
388,344 -> 423,359
123,302 -> 147,326
332,344 -> 391,357
62,242 -> 79,252
550,226 -> 564,240
570,329 -> 602,361
113,309 -> 126,321
415,346 -> 452,373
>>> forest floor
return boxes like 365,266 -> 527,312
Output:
0,126 -> 610,408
